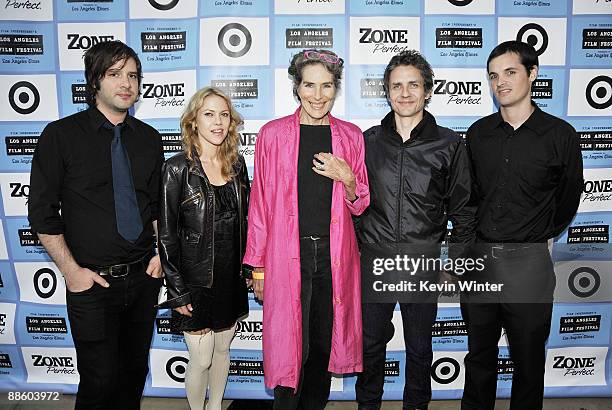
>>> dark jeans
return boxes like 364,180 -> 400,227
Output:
274,236 -> 333,410
66,265 -> 162,410
460,244 -> 555,410
355,302 -> 438,410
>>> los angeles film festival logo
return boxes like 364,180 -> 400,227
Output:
285,27 -> 333,49
141,31 -> 187,54
0,32 -> 43,66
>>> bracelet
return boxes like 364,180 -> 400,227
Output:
252,270 -> 265,280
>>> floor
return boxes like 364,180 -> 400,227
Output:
0,396 -> 611,409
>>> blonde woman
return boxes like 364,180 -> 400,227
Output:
158,87 -> 249,409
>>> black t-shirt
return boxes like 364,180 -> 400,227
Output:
297,124 -> 333,237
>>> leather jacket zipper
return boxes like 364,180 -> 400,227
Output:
234,177 -> 242,269
180,191 -> 202,206
396,147 -> 404,243
209,182 -> 215,284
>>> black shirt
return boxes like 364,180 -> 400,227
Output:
28,107 -> 164,266
467,104 -> 583,243
297,124 -> 333,237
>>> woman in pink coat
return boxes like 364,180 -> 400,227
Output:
243,49 -> 370,409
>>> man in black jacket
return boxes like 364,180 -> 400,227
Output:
28,41 -> 164,409
461,41 -> 583,410
355,50 -> 476,410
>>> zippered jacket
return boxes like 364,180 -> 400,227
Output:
358,110 -> 476,256
158,153 -> 249,308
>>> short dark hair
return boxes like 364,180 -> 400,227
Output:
383,50 -> 434,107
486,40 -> 539,75
288,49 -> 344,100
84,40 -> 142,107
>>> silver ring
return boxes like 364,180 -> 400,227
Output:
316,163 -> 324,170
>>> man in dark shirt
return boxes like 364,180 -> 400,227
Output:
355,50 -> 476,410
461,41 -> 583,410
28,41 -> 164,409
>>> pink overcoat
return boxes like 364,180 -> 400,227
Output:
243,108 -> 370,390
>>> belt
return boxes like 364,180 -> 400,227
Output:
489,243 -> 546,259
82,254 -> 150,278
299,235 -> 329,241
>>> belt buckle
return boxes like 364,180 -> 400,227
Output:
309,235 -> 321,241
491,245 -> 504,259
109,263 -> 129,278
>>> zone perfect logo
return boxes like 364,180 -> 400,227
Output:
274,0 -> 345,15
498,18 -> 567,66
150,349 -> 189,388
0,75 -> 58,121
200,18 -> 269,66
129,0 -> 197,19
425,0 -> 494,14
349,17 -> 420,65
232,309 -> 263,350
15,262 -> 66,305
133,70 -> 196,119
0,173 -> 30,216
238,120 -> 265,168
57,22 -> 126,71
578,168 -> 612,213
430,351 -> 467,390
428,68 -> 494,117
22,347 -> 79,384
2,0 -> 53,21
545,347 -> 607,387
573,1 -> 612,14
568,69 -> 612,116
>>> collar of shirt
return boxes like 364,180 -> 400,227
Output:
488,102 -> 556,136
381,109 -> 440,144
86,106 -> 135,132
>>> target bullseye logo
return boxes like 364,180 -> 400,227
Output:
448,0 -> 473,6
8,81 -> 40,115
516,23 -> 549,56
431,357 -> 460,384
33,268 -> 57,299
585,75 -> 612,110
166,356 -> 188,383
148,0 -> 179,10
218,23 -> 252,58
568,267 -> 601,298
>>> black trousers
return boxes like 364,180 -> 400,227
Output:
66,266 -> 162,410
355,302 -> 438,410
274,236 -> 333,410
460,244 -> 554,410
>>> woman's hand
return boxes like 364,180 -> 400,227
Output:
252,279 -> 264,302
174,303 -> 193,317
313,152 -> 357,201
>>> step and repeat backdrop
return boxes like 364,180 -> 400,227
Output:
0,0 -> 611,401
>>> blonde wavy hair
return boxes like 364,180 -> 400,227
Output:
180,86 -> 243,179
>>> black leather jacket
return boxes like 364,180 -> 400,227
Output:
158,153 -> 249,308
358,110 -> 476,257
